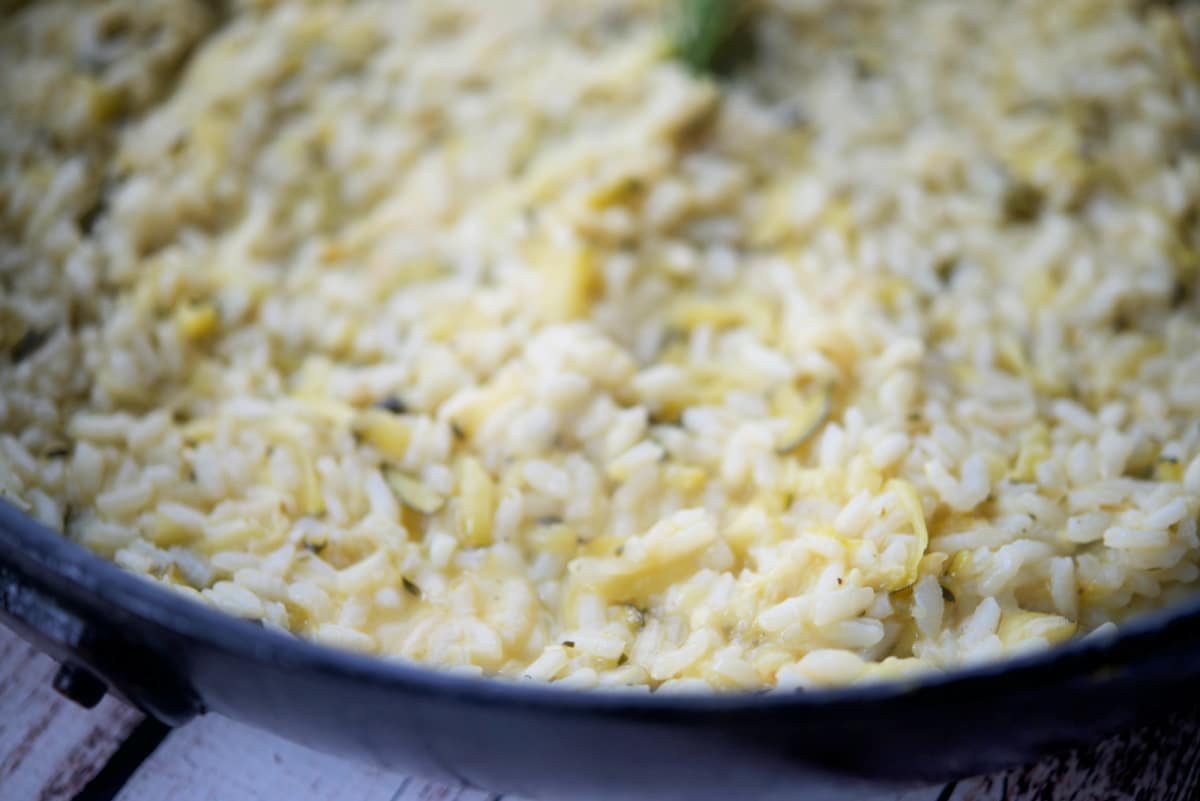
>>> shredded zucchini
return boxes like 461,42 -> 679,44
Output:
884,479 -> 930,592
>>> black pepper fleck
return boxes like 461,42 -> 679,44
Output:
78,195 -> 106,235
375,395 -> 408,415
11,328 -> 50,363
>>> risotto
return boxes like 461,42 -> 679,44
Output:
2,0 -> 1199,691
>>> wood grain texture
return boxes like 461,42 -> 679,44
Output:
391,775 -> 501,801
948,704 -> 1200,801
0,626 -> 143,801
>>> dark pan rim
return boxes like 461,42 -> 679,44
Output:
4,497 -> 1199,718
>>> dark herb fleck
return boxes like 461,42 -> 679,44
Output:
617,653 -> 629,666
375,395 -> 408,415
1002,181 -> 1044,224
836,577 -> 843,585
852,55 -> 877,81
95,10 -> 133,43
647,411 -> 677,427
561,640 -> 576,648
402,576 -> 422,597
1171,281 -> 1190,308
933,257 -> 959,286
78,196 -> 106,234
11,328 -> 50,363
303,539 -> 327,555
45,446 -> 70,459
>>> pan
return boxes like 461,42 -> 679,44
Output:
4,498 -> 1200,800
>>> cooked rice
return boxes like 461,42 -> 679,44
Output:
2,0 -> 1199,690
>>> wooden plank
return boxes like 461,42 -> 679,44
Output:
0,624 -> 143,801
113,713 -> 497,801
949,703 -> 1200,801
391,775 -> 500,801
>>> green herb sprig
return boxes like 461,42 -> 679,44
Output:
669,0 -> 756,76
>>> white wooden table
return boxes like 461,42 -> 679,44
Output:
1,625 -> 1197,801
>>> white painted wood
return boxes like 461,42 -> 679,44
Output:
0,625 -> 143,800
114,713 -> 492,801
391,775 -> 501,801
